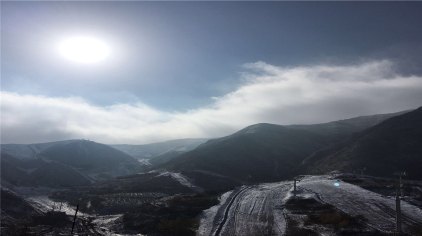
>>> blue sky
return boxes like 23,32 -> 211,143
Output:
2,2 -> 422,144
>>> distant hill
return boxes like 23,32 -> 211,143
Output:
28,162 -> 92,187
1,153 -> 91,187
1,140 -> 144,187
1,153 -> 38,186
163,123 -> 331,183
1,109 -> 415,191
112,138 -> 207,160
158,110 -> 411,187
287,110 -> 408,141
0,140 -> 76,160
148,150 -> 186,166
302,107 -> 422,179
38,140 -> 143,180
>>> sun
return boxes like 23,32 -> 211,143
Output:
57,36 -> 110,64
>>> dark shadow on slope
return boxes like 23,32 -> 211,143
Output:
284,196 -> 387,236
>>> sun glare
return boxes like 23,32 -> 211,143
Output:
57,36 -> 110,64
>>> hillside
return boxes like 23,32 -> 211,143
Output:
164,124 -> 331,183
148,150 -> 186,166
112,138 -> 207,160
1,140 -> 145,187
1,188 -> 42,230
287,110 -> 408,141
27,162 -> 92,187
158,110 -> 411,187
0,153 -> 91,187
38,140 -> 143,180
0,140 -> 76,160
302,107 -> 422,179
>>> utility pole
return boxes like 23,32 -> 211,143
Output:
396,190 -> 402,235
399,172 -> 406,197
360,167 -> 366,176
293,178 -> 298,198
71,203 -> 79,235
394,171 -> 406,235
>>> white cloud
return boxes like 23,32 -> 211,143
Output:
2,60 -> 422,144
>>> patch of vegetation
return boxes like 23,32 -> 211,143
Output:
122,193 -> 218,235
285,217 -> 319,236
32,211 -> 71,227
407,224 -> 422,236
1,222 -> 35,236
182,170 -> 240,192
50,172 -> 197,215
284,196 -> 386,235
339,174 -> 422,208
285,197 -> 330,213
306,211 -> 361,228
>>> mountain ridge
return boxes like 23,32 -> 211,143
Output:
301,107 -> 422,179
154,109 -> 417,190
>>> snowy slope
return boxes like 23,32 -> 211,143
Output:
157,171 -> 203,192
198,175 -> 422,236
198,182 -> 291,236
298,175 -> 422,234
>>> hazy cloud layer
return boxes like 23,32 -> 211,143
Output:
2,60 -> 422,144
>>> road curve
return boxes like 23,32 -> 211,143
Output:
207,182 -> 292,236
214,186 -> 251,236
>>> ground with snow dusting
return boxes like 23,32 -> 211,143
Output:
298,175 -> 422,235
197,175 -> 422,236
25,195 -> 129,235
157,171 -> 200,190
198,182 -> 291,236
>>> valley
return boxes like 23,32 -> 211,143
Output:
2,108 -> 422,235
3,2 -> 422,235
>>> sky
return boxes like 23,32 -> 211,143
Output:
1,1 -> 422,144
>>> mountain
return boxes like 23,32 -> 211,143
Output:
148,150 -> 186,166
38,140 -> 143,180
302,107 -> 422,179
112,138 -> 207,160
0,140 -> 76,160
0,153 -> 29,186
158,110 -> 410,187
163,123 -> 331,183
27,162 -> 92,187
1,109 -> 413,190
1,140 -> 144,187
1,153 -> 91,187
287,110 -> 408,141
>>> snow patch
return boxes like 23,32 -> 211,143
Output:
27,195 -> 85,216
157,171 -> 197,189
197,190 -> 233,236
137,159 -> 151,166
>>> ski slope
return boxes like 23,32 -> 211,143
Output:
298,175 -> 422,234
198,182 -> 291,236
198,175 -> 422,236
